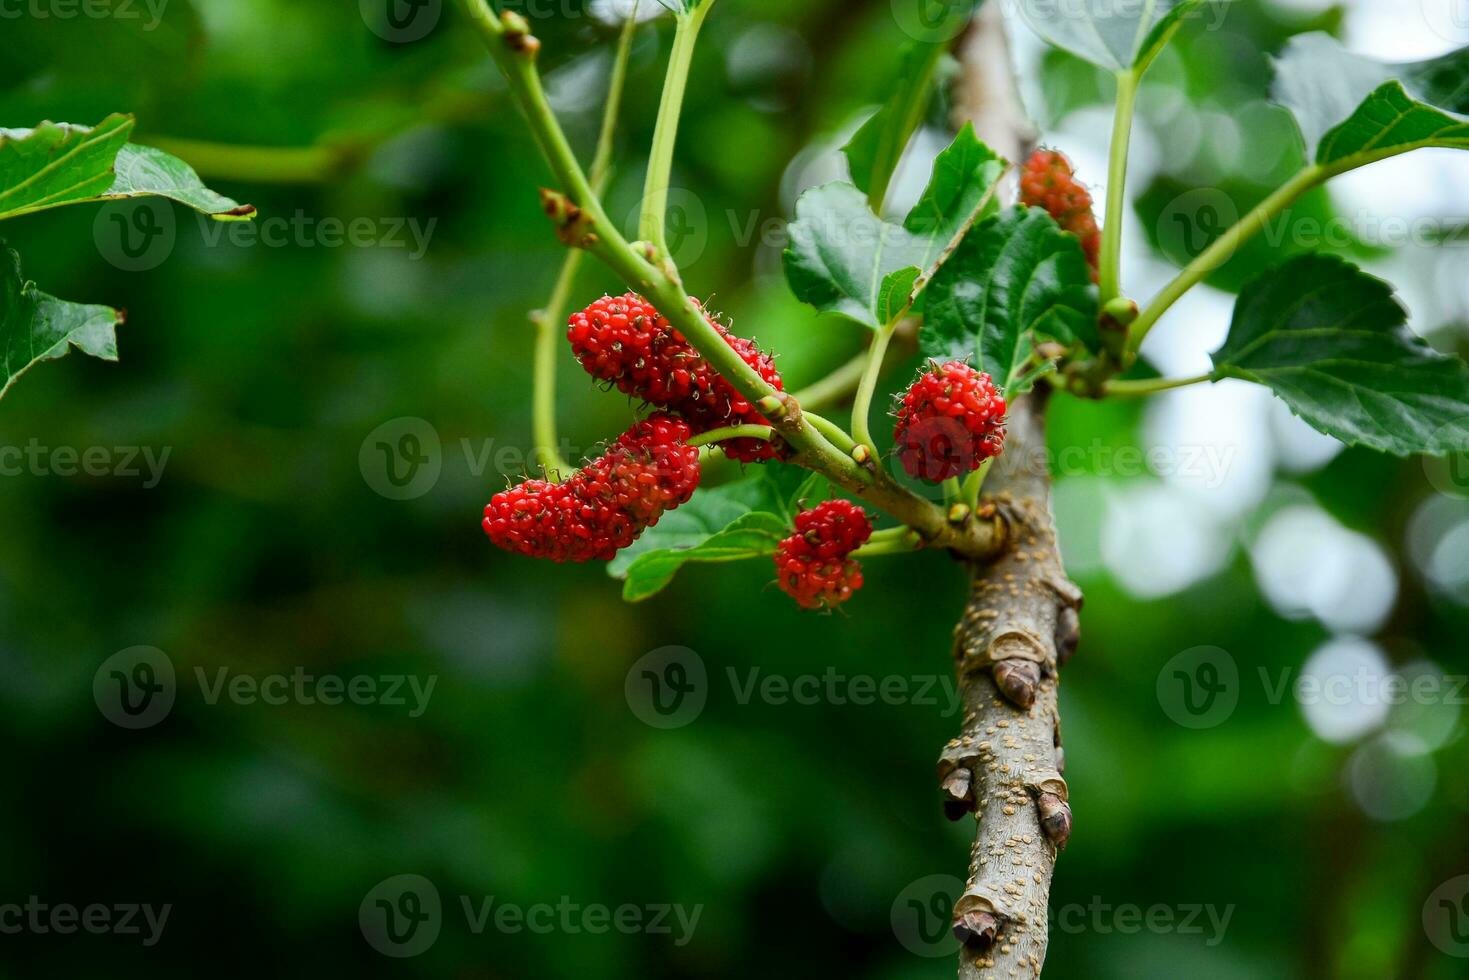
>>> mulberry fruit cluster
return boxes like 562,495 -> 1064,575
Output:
567,293 -> 785,463
893,361 -> 1007,482
773,500 -> 873,610
482,414 -> 700,563
1020,149 -> 1101,281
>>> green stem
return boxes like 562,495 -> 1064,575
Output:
962,458 -> 993,510
1127,164 -> 1325,358
139,137 -> 345,184
687,424 -> 776,447
640,3 -> 711,253
527,9 -> 639,479
943,477 -> 962,507
852,527 -> 924,558
1098,69 -> 1139,306
1103,373 -> 1212,398
803,412 -> 857,454
852,321 -> 898,452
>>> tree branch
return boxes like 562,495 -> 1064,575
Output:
939,7 -> 1079,977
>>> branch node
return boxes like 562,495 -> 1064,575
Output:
947,502 -> 972,525
500,10 -> 541,57
1036,792 -> 1073,851
940,767 -> 974,822
539,188 -> 594,248
992,658 -> 1039,709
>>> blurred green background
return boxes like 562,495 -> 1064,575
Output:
2,0 -> 1468,977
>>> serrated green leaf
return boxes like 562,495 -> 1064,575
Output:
0,115 -> 132,221
786,127 -> 1004,329
1274,34 -> 1469,167
621,512 -> 789,602
1212,253 -> 1469,457
923,207 -> 1100,394
0,245 -> 122,401
843,0 -> 979,207
0,115 -> 253,221
609,467 -> 825,602
1015,0 -> 1206,73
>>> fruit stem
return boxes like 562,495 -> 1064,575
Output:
851,526 -> 923,558
1098,68 -> 1139,307
962,457 -> 993,510
852,319 -> 899,454
640,2 -> 713,255
686,425 -> 776,447
526,8 -> 639,479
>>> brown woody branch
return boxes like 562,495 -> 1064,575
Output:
938,7 -> 1080,977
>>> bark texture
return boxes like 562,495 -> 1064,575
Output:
940,8 -> 1081,977
939,391 -> 1080,978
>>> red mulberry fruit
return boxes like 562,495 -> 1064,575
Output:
567,293 -> 785,463
774,500 -> 873,610
894,362 -> 1006,482
1020,149 -> 1101,281
482,413 -> 700,562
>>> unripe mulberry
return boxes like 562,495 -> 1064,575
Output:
774,500 -> 873,610
1020,149 -> 1101,281
482,413 -> 700,562
567,293 -> 785,462
894,361 -> 1006,482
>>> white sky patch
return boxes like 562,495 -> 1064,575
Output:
1102,482 -> 1233,598
1250,505 -> 1399,634
1297,637 -> 1393,744
1144,380 -> 1273,519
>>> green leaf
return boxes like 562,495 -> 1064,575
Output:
0,115 -> 253,221
106,144 -> 256,219
786,126 -> 1004,329
923,207 -> 1100,394
0,115 -> 132,221
609,467 -> 821,602
620,512 -> 789,603
1211,254 -> 1469,457
1015,0 -> 1206,73
843,0 -> 978,207
0,246 -> 122,401
1274,34 -> 1469,168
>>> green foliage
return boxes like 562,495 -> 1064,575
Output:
1212,254 -> 1469,456
922,207 -> 1099,394
610,468 -> 822,601
784,126 -> 1002,330
1014,0 -> 1207,73
1274,34 -> 1469,167
842,0 -> 978,208
0,115 -> 253,221
0,246 -> 121,400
